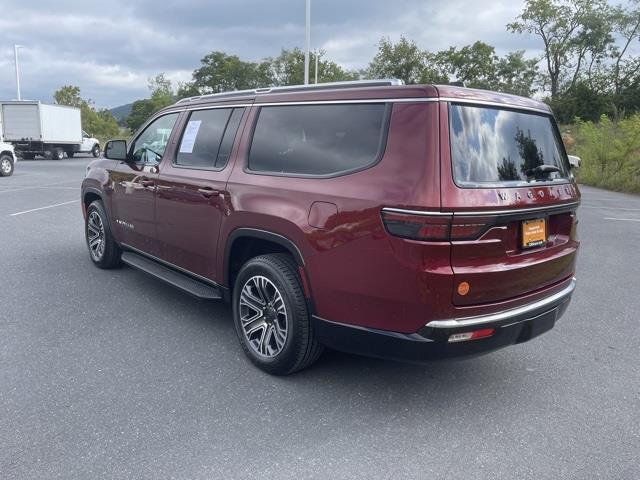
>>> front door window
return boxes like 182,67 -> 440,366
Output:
130,113 -> 179,165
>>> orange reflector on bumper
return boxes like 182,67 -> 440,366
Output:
448,328 -> 495,343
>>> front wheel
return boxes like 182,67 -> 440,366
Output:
233,254 -> 323,375
92,145 -> 101,158
0,154 -> 14,177
85,200 -> 121,269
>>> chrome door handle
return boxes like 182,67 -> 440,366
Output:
197,187 -> 219,198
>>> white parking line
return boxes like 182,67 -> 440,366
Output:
582,205 -> 640,211
604,217 -> 640,222
10,199 -> 79,217
0,180 -> 79,194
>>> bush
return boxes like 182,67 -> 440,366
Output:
569,114 -> 640,194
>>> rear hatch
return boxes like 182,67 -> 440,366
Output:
441,100 -> 580,306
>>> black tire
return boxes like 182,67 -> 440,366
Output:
22,152 -> 35,160
85,200 -> 122,269
52,148 -> 64,160
0,154 -> 14,177
43,150 -> 52,160
92,145 -> 101,158
233,254 -> 323,375
66,151 -> 74,158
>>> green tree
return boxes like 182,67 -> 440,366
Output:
508,0 -> 614,99
367,36 -> 431,84
267,48 -> 358,86
436,41 -> 499,88
125,74 -> 176,132
191,51 -> 272,93
53,85 -> 120,143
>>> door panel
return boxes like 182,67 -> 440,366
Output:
110,112 -> 181,257
111,163 -> 160,255
155,107 -> 245,281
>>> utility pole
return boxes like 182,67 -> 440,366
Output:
314,50 -> 319,84
14,44 -> 24,101
304,0 -> 310,85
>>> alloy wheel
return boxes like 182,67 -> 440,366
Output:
0,157 -> 12,175
239,275 -> 288,358
87,211 -> 106,261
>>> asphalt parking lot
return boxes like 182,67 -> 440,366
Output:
1,157 -> 639,480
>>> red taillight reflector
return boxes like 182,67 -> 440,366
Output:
382,210 -> 491,242
381,211 -> 451,241
448,328 -> 495,343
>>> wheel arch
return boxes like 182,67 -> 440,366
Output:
224,228 -> 306,290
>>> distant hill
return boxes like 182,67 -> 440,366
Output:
109,103 -> 133,124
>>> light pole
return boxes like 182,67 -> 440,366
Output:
14,44 -> 25,101
304,0 -> 310,85
314,50 -> 319,84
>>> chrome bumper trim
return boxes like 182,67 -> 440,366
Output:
425,278 -> 576,329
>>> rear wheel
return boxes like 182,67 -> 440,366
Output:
0,154 -> 14,177
232,254 -> 323,375
85,200 -> 121,269
52,148 -> 64,160
92,145 -> 101,158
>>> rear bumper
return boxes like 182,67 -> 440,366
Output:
313,278 -> 575,363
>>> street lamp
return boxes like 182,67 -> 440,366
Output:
14,44 -> 25,101
304,0 -> 310,85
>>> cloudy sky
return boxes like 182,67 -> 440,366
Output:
0,0 -> 539,108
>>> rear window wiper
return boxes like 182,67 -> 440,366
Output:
526,164 -> 561,178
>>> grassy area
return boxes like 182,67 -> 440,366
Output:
562,114 -> 640,194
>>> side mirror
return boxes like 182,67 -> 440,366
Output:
104,140 -> 128,161
568,155 -> 581,169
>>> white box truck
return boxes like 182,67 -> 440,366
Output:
0,101 -> 100,160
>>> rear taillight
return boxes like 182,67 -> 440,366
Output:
381,210 -> 490,242
381,211 -> 451,241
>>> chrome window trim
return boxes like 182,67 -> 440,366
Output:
439,97 -> 552,115
426,278 -> 576,329
255,98 -> 437,106
382,201 -> 580,218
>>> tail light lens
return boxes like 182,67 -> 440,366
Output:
381,210 -> 490,242
381,211 -> 451,241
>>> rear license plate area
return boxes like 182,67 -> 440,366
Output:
522,218 -> 546,249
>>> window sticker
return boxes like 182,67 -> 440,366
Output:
179,120 -> 202,154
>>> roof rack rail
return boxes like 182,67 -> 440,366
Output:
175,79 -> 405,104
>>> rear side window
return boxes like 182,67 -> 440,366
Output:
248,104 -> 389,176
176,108 -> 244,169
449,104 -> 570,186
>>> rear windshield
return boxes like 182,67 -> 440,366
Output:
449,104 -> 570,186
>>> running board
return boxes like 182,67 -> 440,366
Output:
121,251 -> 222,300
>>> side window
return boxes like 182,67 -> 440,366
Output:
130,113 -> 179,164
248,104 -> 389,176
175,107 -> 244,169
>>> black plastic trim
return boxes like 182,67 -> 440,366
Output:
224,228 -> 305,285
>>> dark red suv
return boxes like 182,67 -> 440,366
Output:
82,80 -> 579,374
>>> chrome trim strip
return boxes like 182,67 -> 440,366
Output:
382,201 -> 580,218
120,243 -> 223,288
425,278 -> 576,329
256,98 -> 438,106
453,201 -> 580,216
439,97 -> 552,115
382,207 -> 453,217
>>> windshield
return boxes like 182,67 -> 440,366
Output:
449,104 -> 570,186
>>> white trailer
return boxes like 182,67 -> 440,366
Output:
0,101 -> 100,160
